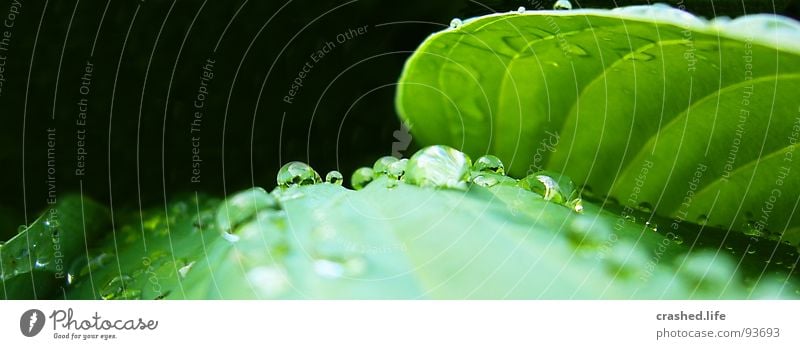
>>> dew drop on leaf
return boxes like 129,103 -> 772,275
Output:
449,18 -> 463,29
222,231 -> 240,243
623,51 -> 655,61
373,156 -> 399,175
387,158 -> 408,179
314,256 -> 366,279
325,170 -> 344,185
247,266 -> 289,298
178,261 -> 195,279
679,251 -> 736,293
471,174 -> 500,187
517,6 -> 526,14
351,167 -> 375,190
553,0 -> 572,11
403,145 -> 472,190
604,241 -> 649,280
276,161 -> 321,188
472,155 -> 505,175
100,275 -> 141,300
563,43 -> 589,57
698,214 -> 709,226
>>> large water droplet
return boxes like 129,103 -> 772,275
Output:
403,145 -> 472,190
472,155 -> 505,175
373,156 -> 399,175
325,170 -> 343,185
17,225 -> 27,234
623,51 -> 655,61
517,6 -> 526,14
276,161 -> 321,188
351,167 -> 375,190
216,187 -> 279,234
553,0 -> 572,11
449,18 -> 463,29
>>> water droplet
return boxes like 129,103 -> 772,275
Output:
387,159 -> 408,179
604,241 -> 649,279
472,155 -> 505,175
178,261 -> 195,279
216,187 -> 279,233
403,145 -> 472,190
637,202 -> 653,213
679,251 -> 736,293
271,186 -> 305,201
325,170 -> 343,185
570,198 -> 584,213
517,6 -> 526,13
698,214 -> 709,226
276,161 -> 321,188
351,167 -> 375,190
373,156 -> 399,175
17,225 -> 27,233
673,235 -> 684,245
623,51 -> 655,61
100,275 -> 140,300
449,18 -> 463,29
553,0 -> 572,11
747,249 -> 756,255
314,257 -> 366,279
470,172 -> 516,188
222,231 -> 240,243
518,171 -> 578,205
247,266 -> 289,298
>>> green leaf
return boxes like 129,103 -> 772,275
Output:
59,175 -> 798,300
396,5 -> 800,241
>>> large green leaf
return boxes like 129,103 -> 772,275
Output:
396,5 -> 800,242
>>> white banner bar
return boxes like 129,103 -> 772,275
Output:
0,301 -> 797,348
